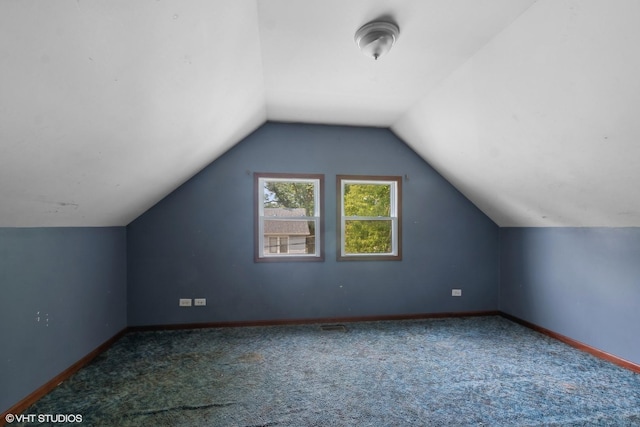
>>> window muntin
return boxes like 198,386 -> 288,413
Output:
255,173 -> 324,262
338,175 -> 401,261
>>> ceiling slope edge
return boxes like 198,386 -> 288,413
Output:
393,0 -> 640,228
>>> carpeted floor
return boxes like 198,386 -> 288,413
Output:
17,316 -> 640,426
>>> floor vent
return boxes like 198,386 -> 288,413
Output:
320,324 -> 347,332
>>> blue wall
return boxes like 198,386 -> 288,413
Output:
127,123 -> 500,326
0,227 -> 127,413
3,123 -> 639,414
500,227 -> 640,365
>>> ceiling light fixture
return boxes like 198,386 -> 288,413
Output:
354,20 -> 400,60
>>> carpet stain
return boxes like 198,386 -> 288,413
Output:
562,382 -> 579,392
127,402 -> 237,416
237,352 -> 265,363
20,317 -> 640,426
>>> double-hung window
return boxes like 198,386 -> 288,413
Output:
337,175 -> 402,261
255,173 -> 324,262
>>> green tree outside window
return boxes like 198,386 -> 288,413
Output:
338,176 -> 402,260
343,183 -> 392,254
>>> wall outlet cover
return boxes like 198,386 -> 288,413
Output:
179,298 -> 192,306
452,289 -> 462,297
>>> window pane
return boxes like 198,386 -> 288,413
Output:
268,237 -> 278,254
256,173 -> 324,262
343,183 -> 391,217
279,236 -> 289,254
263,220 -> 316,255
263,181 -> 315,215
344,220 -> 392,254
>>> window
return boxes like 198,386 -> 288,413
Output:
255,173 -> 324,262
268,236 -> 289,254
337,175 -> 402,261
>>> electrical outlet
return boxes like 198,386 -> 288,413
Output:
194,298 -> 206,306
452,289 -> 462,297
179,298 -> 192,307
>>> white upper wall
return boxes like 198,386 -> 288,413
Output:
1,0 -> 639,227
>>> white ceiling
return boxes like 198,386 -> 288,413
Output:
1,0 -> 639,227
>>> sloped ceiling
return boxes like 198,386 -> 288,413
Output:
0,0 -> 266,226
1,0 -> 639,227
395,0 -> 640,226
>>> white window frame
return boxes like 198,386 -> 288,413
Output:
255,173 -> 324,262
338,175 -> 402,261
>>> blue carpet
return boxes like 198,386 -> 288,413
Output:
18,316 -> 640,426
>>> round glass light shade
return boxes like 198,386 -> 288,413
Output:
354,21 -> 400,60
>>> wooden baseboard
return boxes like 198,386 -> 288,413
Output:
128,310 -> 501,331
1,311 -> 495,420
8,310 -> 635,423
1,328 -> 129,423
500,312 -> 640,374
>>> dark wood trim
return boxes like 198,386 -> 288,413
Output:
500,312 -> 640,374
336,175 -> 402,261
8,311 -> 637,422
129,310 -> 499,331
1,328 -> 128,422
254,172 -> 325,263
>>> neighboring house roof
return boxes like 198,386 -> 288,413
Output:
263,208 -> 311,235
